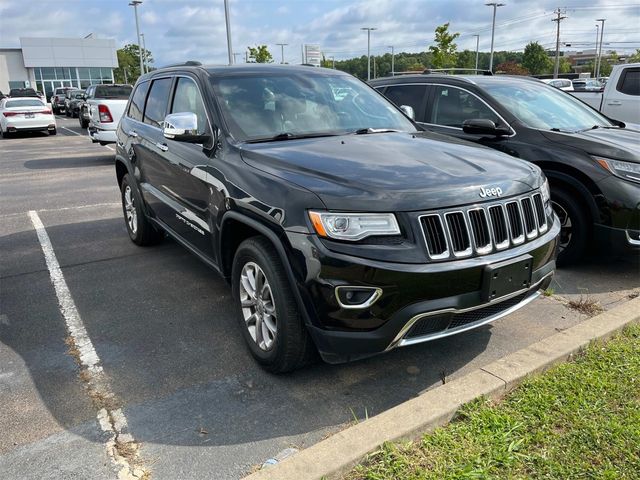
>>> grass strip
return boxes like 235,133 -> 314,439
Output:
346,324 -> 640,480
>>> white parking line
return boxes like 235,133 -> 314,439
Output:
60,126 -> 114,151
28,210 -> 146,479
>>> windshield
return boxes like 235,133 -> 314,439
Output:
210,72 -> 416,141
6,99 -> 44,108
482,81 -> 615,131
94,85 -> 132,99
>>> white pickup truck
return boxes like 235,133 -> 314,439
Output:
85,84 -> 133,145
570,63 -> 639,124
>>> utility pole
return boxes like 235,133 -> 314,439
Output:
388,46 -> 395,76
594,24 -> 599,77
596,18 -> 606,78
373,55 -> 376,79
276,43 -> 288,64
128,1 -> 144,77
361,27 -> 376,81
329,56 -> 335,69
232,52 -> 241,64
140,33 -> 147,74
224,0 -> 233,65
485,3 -> 505,72
473,34 -> 480,71
552,8 -> 567,79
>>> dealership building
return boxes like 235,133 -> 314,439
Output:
0,36 -> 118,98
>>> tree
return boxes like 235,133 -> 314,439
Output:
558,57 -> 572,74
113,44 -> 153,84
247,45 -> 273,63
428,23 -> 460,68
522,42 -> 553,75
456,50 -> 476,69
628,49 -> 640,63
495,61 -> 529,75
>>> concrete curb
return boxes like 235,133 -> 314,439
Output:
243,296 -> 640,480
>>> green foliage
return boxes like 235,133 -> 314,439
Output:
428,23 -> 460,68
558,57 -> 572,74
347,325 -> 640,480
522,41 -> 553,75
628,48 -> 640,63
455,50 -> 477,69
247,45 -> 273,63
113,43 -> 153,84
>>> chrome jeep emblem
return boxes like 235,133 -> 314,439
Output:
479,186 -> 503,198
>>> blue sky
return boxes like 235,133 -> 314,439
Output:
0,0 -> 638,66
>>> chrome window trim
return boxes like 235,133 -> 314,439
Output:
386,271 -> 553,351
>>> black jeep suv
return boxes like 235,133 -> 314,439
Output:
115,64 -> 559,372
370,74 -> 640,264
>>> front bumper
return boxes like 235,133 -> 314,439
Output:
287,216 -> 560,363
88,126 -> 117,144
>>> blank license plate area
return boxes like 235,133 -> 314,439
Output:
482,254 -> 533,302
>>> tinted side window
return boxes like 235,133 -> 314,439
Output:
429,86 -> 499,128
170,77 -> 210,135
383,85 -> 427,122
618,68 -> 640,96
128,81 -> 149,122
144,78 -> 172,128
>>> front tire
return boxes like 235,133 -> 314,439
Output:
49,128 -> 57,136
120,174 -> 164,246
232,237 -> 315,373
551,185 -> 589,266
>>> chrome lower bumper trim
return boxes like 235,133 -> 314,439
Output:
386,271 -> 554,351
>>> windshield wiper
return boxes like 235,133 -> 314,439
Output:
245,132 -> 340,143
353,128 -> 401,134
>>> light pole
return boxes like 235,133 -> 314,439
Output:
329,56 -> 335,69
594,24 -> 599,77
473,34 -> 480,71
224,0 -> 233,65
140,33 -> 147,74
361,27 -> 376,81
276,43 -> 288,64
128,1 -> 144,77
485,3 -> 505,72
388,46 -> 395,76
596,18 -> 606,79
233,52 -> 241,64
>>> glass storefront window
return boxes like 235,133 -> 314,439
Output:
41,67 -> 56,80
89,68 -> 101,82
78,67 -> 90,79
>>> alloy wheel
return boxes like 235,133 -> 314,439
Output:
124,185 -> 138,235
551,200 -> 572,252
239,262 -> 277,351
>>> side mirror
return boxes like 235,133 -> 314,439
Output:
399,105 -> 415,120
163,112 -> 210,143
462,119 -> 510,136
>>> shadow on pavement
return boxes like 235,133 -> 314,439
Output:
24,154 -> 114,170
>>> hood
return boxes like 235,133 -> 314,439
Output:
540,126 -> 640,163
238,131 -> 542,211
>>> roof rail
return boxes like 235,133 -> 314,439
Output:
161,60 -> 203,68
423,68 -> 493,76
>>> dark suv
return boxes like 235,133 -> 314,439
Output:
115,64 -> 559,372
370,74 -> 640,264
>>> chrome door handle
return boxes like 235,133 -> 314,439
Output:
155,142 -> 169,152
128,130 -> 138,137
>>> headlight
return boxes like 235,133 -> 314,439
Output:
593,156 -> 640,184
541,178 -> 551,204
308,211 -> 401,241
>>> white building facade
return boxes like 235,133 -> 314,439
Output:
0,37 -> 118,97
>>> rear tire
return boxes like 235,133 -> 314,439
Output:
232,237 -> 316,373
551,184 -> 589,266
120,174 -> 164,246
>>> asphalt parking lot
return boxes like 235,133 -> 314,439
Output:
1,116 -> 638,480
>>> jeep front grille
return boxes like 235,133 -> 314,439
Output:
419,192 -> 547,260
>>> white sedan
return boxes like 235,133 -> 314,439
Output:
0,97 -> 57,137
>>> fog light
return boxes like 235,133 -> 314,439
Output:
335,286 -> 383,309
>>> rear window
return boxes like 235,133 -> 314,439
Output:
617,68 -> 640,96
94,85 -> 133,99
6,99 -> 44,108
10,89 -> 38,96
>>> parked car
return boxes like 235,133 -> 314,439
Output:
0,97 -> 56,137
571,64 -> 639,124
541,78 -> 574,91
64,89 -> 84,117
9,88 -> 40,98
66,90 -> 86,118
572,78 -> 603,92
0,91 -> 6,100
82,84 -> 132,144
370,74 -> 640,264
50,87 -> 74,114
115,64 -> 559,372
